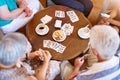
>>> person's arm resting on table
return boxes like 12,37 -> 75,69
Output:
0,4 -> 26,20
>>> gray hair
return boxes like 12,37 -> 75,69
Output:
0,32 -> 32,66
90,25 -> 120,59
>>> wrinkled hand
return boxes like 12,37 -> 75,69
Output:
29,49 -> 52,63
100,16 -> 110,25
43,50 -> 52,63
68,55 -> 88,80
74,57 -> 85,69
29,51 -> 42,60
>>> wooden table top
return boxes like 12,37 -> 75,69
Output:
26,5 -> 92,60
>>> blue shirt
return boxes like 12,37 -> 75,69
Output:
75,56 -> 120,80
0,0 -> 18,26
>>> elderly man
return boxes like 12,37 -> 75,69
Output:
61,25 -> 120,80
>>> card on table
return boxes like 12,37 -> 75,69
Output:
43,40 -> 66,53
66,10 -> 79,23
54,20 -> 62,28
43,40 -> 51,48
55,10 -> 65,18
40,15 -> 52,24
61,23 -> 74,36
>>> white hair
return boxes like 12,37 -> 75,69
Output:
90,25 -> 120,59
0,32 -> 32,66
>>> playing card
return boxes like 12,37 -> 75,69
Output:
43,40 -> 48,48
61,23 -> 74,36
40,15 -> 52,24
43,40 -> 66,53
38,48 -> 44,61
52,42 -> 60,52
101,13 -> 110,18
43,40 -> 51,48
66,11 -> 79,23
57,44 -> 66,53
54,20 -> 62,28
49,40 -> 55,49
55,10 -> 65,18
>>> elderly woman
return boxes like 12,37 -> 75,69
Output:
61,25 -> 120,80
0,32 -> 52,80
52,0 -> 93,17
98,0 -> 120,32
0,0 -> 42,33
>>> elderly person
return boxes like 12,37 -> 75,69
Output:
0,32 -> 52,80
0,0 -> 42,33
98,0 -> 120,32
52,0 -> 93,17
61,25 -> 120,80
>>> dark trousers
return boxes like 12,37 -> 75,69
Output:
52,0 -> 93,17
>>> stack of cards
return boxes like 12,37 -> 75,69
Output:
66,10 -> 79,23
61,23 -> 74,36
55,10 -> 65,18
43,40 -> 66,53
40,15 -> 52,24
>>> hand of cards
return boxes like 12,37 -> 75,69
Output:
101,13 -> 110,18
43,40 -> 66,53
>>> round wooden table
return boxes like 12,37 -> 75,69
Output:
26,5 -> 92,60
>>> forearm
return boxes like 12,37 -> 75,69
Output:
35,62 -> 49,80
109,8 -> 117,19
109,19 -> 120,27
69,67 -> 80,80
7,8 -> 25,19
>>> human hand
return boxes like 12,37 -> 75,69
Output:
74,57 -> 84,69
43,50 -> 52,63
17,0 -> 27,7
19,2 -> 27,11
68,57 -> 85,80
29,51 -> 42,60
98,17 -> 110,25
25,7 -> 32,17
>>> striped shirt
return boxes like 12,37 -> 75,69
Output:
75,56 -> 120,80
